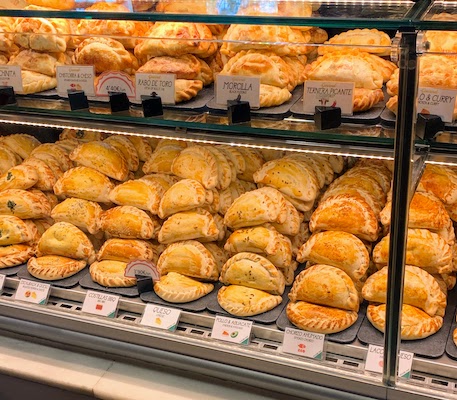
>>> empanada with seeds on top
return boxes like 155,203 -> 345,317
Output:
289,265 -> 359,311
100,206 -> 160,240
0,244 -> 35,268
37,222 -> 95,263
53,166 -> 115,203
28,255 -> 86,280
217,285 -> 282,317
70,141 -> 129,182
345,166 -> 391,194
297,231 -> 370,281
0,134 -> 41,159
142,145 -> 183,175
97,238 -> 157,263
154,272 -> 214,303
158,208 -> 220,244
104,135 -> 140,172
287,301 -> 358,334
0,164 -> 39,191
328,173 -> 386,205
321,186 -> 381,216
0,189 -> 51,219
367,303 -> 443,340
157,240 -> 217,280
220,252 -> 285,295
109,179 -> 162,214
362,265 -> 446,317
51,198 -> 102,235
0,216 -> 38,246
90,260 -> 136,287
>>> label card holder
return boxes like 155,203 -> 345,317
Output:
216,75 -> 260,109
417,87 -> 457,123
282,327 -> 325,360
135,73 -> 175,105
57,65 -> 95,97
81,290 -> 120,318
15,279 -> 51,305
140,304 -> 181,331
0,66 -> 22,93
303,81 -> 354,116
365,344 -> 414,379
211,315 -> 253,345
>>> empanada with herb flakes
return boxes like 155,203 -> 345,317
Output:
90,260 -> 136,287
0,189 -> 51,219
0,164 -> 39,191
154,272 -> 214,303
97,238 -> 157,263
109,179 -> 162,214
0,216 -> 38,246
27,255 -> 86,280
51,198 -> 102,235
0,244 -> 35,268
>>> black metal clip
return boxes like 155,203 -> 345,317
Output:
68,89 -> 89,111
314,106 -> 342,130
135,274 -> 154,294
228,94 -> 251,124
0,86 -> 16,106
141,92 -> 164,117
416,113 -> 444,141
109,91 -> 130,113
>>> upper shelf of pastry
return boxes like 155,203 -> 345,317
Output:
1,0 -> 452,30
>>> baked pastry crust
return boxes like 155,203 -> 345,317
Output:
127,136 -> 153,163
0,134 -> 40,160
53,166 -> 115,204
31,143 -> 73,172
154,272 -> 214,303
0,244 -> 35,268
287,301 -> 358,334
217,146 -> 246,176
109,179 -> 162,214
51,198 -> 102,235
157,240 -> 217,280
418,164 -> 457,206
104,135 -> 140,172
90,260 -> 136,288
22,156 -> 60,191
259,84 -> 292,108
289,265 -> 359,311
362,265 -> 446,317
0,189 -> 51,219
0,216 -> 38,246
142,145 -> 183,175
27,255 -> 86,280
217,285 -> 282,317
37,221 -> 96,263
137,54 -> 201,80
367,303 -> 443,340
97,238 -> 157,263
8,49 -> 64,77
353,88 -> 384,112
236,147 -> 265,182
0,164 -> 39,191
174,79 -> 204,103
297,231 -> 370,281
205,146 -> 233,190
20,70 -> 57,94
0,145 -> 18,174
100,206 -> 160,240
219,252 -> 285,295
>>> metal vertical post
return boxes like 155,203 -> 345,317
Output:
382,31 -> 418,386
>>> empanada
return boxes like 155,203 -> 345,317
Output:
219,252 -> 285,295
128,136 -> 153,162
0,189 -> 51,219
27,255 -> 86,280
30,143 -> 73,172
22,157 -> 60,191
0,244 -> 35,268
205,146 -> 233,190
217,146 -> 246,176
0,164 -> 39,191
259,84 -> 292,108
97,238 -> 157,263
0,145 -> 19,174
362,265 -> 446,317
345,165 -> 391,194
154,272 -> 214,303
142,145 -> 182,175
236,148 -> 265,182
20,70 -> 57,94
0,216 -> 38,246
202,243 -> 229,275
104,135 -> 140,172
90,260 -> 136,287
417,164 -> 457,205
137,54 -> 201,79
297,231 -> 370,281
287,301 -> 358,334
217,285 -> 282,316
289,265 -> 359,311
51,198 -> 102,235
0,134 -> 40,160
270,199 -> 301,236
109,179 -> 162,214
367,303 -> 443,340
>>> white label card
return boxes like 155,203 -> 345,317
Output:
417,87 -> 457,123
56,66 -> 95,97
365,345 -> 414,379
81,290 -> 120,318
216,75 -> 260,109
0,66 -> 22,93
135,73 -> 175,105
211,316 -> 253,345
0,274 -> 6,293
125,260 -> 160,281
15,279 -> 50,305
95,71 -> 136,100
282,327 -> 324,360
303,80 -> 354,115
140,304 -> 181,331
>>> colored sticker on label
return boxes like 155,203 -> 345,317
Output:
15,279 -> 50,305
57,65 -> 95,97
81,290 -> 120,318
303,80 -> 354,115
211,316 -> 253,345
140,304 -> 181,331
282,327 -> 325,360
135,73 -> 175,105
0,66 -> 22,93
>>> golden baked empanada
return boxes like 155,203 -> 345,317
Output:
202,243 -> 229,275
297,231 -> 370,281
373,229 -> 452,274
289,265 -> 359,311
59,129 -> 104,142
236,148 -> 265,182
37,221 -> 96,263
345,165 -> 391,194
70,141 -> 129,182
0,145 -> 19,174
142,145 -> 182,175
104,135 -> 140,172
417,164 -> 457,205
220,252 -> 285,295
0,189 -> 51,219
100,206 -> 160,240
90,260 -> 136,287
154,272 -> 214,303
30,143 -> 73,172
27,255 -> 86,280
205,146 -> 233,190
0,164 -> 39,191
0,134 -> 38,160
285,153 -> 330,188
140,173 -> 178,191
128,136 -> 153,163
270,199 -> 301,236
290,221 -> 311,258
8,49 -> 64,77
158,208 -> 220,244
362,265 -> 446,317
51,198 -> 102,235
217,145 -> 246,176
137,54 -> 201,79
259,84 -> 292,108
328,173 -> 386,205
20,70 -> 57,94
217,285 -> 282,317
0,216 -> 38,246
157,240 -> 216,280
97,238 -> 157,263
0,244 -> 35,268
287,301 -> 358,334
367,303 -> 443,340
109,179 -> 162,214
22,157 -> 60,191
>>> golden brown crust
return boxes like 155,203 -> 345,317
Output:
0,189 -> 51,219
0,164 -> 39,191
154,272 -> 214,303
31,143 -> 73,172
97,238 -> 157,263
174,79 -> 203,103
0,216 -> 38,246
259,84 -> 292,108
25,0 -> 76,10
27,255 -> 86,280
1,134 -> 41,160
51,198 -> 102,235
142,145 -> 183,175
104,135 -> 140,172
0,244 -> 35,268
20,70 -> 57,94
137,54 -> 201,80
90,260 -> 136,287
418,165 -> 457,206
109,179 -> 162,215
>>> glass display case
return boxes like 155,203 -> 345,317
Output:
0,1 -> 456,399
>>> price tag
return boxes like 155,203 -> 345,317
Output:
95,71 -> 136,100
0,274 -> 6,293
140,304 -> 181,331
211,316 -> 253,345
0,66 -> 22,93
282,327 -> 325,360
57,66 -> 95,97
303,81 -> 354,115
135,73 -> 175,105
365,344 -> 414,379
216,75 -> 260,109
15,279 -> 50,305
81,290 -> 120,318
124,260 -> 160,282
417,87 -> 457,123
